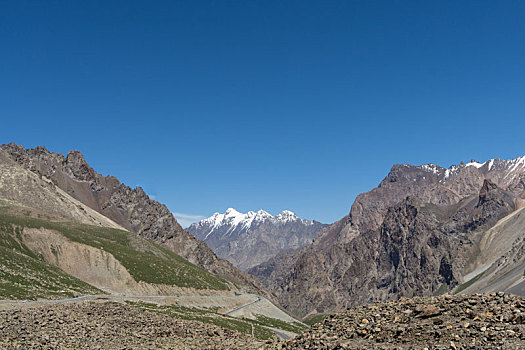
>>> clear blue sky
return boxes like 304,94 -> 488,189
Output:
1,1 -> 524,226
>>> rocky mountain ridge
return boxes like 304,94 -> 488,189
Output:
0,143 -> 273,301
0,149 -> 124,230
250,156 -> 525,316
188,208 -> 327,270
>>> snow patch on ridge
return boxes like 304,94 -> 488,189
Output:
444,165 -> 459,179
465,161 -> 485,169
426,155 -> 525,184
420,164 -> 440,174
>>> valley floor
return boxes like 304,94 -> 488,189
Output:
0,299 -> 267,349
1,293 -> 523,349
0,294 -> 307,349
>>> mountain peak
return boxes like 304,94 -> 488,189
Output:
256,209 -> 272,218
275,210 -> 299,223
385,156 -> 525,187
189,208 -> 318,238
225,207 -> 240,216
188,208 -> 327,270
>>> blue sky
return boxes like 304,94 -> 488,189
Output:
1,1 -> 524,226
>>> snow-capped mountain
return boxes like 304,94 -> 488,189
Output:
188,208 -> 328,270
414,156 -> 525,186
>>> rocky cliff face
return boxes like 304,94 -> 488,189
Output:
0,143 -> 273,300
0,149 -> 124,230
188,208 -> 327,270
322,159 -> 525,246
250,157 -> 525,316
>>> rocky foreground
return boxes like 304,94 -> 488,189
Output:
1,294 -> 524,349
277,293 -> 524,349
0,301 -> 265,349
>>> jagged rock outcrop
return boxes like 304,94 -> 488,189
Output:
0,143 -> 273,300
250,157 -> 525,316
188,208 -> 327,270
0,149 -> 124,229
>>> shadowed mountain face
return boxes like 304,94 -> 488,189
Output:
0,143 -> 273,300
250,158 -> 525,317
187,208 -> 327,271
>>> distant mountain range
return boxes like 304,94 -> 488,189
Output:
188,208 -> 327,270
249,156 -> 525,317
4,142 -> 525,323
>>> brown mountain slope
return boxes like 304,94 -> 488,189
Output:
251,158 -> 525,316
319,159 -> 525,247
1,143 -> 273,300
0,149 -> 124,230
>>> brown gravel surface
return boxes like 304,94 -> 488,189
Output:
2,293 -> 524,349
275,293 -> 525,349
0,300 -> 265,349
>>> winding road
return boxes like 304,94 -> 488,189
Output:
225,296 -> 261,315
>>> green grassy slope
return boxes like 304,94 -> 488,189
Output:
0,205 -> 230,299
252,314 -> 308,333
124,301 -> 308,340
302,313 -> 330,326
0,223 -> 102,299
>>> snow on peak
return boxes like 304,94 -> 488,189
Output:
419,164 -> 441,175
436,155 -> 525,183
487,159 -> 495,171
508,156 -> 525,172
280,210 -> 296,216
258,209 -> 269,215
192,207 -> 314,238
443,165 -> 459,179
225,208 -> 241,216
504,156 -> 525,179
275,210 -> 299,223
256,209 -> 272,218
465,160 -> 485,168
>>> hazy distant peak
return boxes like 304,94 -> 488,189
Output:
188,207 -> 327,270
189,208 -> 319,241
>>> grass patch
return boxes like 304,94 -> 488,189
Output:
0,231 -> 102,300
433,283 -> 449,296
453,272 -> 484,295
125,301 -> 281,340
250,314 -> 308,333
302,313 -> 330,326
0,206 -> 230,292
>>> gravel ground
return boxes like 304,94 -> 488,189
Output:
2,293 -> 524,349
0,300 -> 265,349
274,293 -> 525,349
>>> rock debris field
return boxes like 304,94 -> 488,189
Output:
0,301 -> 264,349
0,293 -> 524,349
278,293 -> 525,349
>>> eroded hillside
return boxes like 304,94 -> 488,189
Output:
1,144 -> 274,301
251,158 -> 525,316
